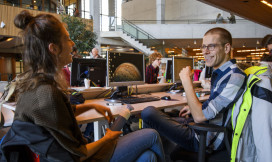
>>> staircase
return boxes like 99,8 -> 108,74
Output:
119,32 -> 153,54
121,19 -> 161,55
101,19 -> 182,55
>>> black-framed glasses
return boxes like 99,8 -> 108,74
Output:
200,44 -> 224,51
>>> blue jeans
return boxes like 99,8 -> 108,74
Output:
141,106 -> 199,152
83,123 -> 94,137
110,128 -> 165,162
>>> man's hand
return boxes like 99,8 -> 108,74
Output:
179,105 -> 191,117
179,66 -> 194,82
92,104 -> 114,123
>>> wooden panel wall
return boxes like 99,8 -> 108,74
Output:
0,56 -> 16,81
0,5 -> 61,37
0,4 -> 93,37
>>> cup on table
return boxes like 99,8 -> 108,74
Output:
84,78 -> 90,89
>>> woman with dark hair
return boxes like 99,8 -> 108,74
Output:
260,34 -> 272,69
262,34 -> 272,55
1,10 -> 165,162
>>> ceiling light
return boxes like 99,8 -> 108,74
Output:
193,49 -> 200,51
261,0 -> 272,8
194,40 -> 196,44
242,43 -> 246,47
256,40 -> 260,44
6,38 -> 13,41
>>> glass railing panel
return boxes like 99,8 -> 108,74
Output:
138,31 -> 148,39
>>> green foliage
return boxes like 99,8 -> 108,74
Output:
62,15 -> 97,57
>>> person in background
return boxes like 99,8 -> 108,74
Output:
262,34 -> 272,55
227,13 -> 236,24
71,46 -> 81,59
91,47 -> 102,59
145,52 -> 163,84
259,34 -> 272,69
62,65 -> 71,85
142,27 -> 246,154
73,7 -> 79,17
1,10 -> 165,162
198,66 -> 213,89
216,13 -> 223,23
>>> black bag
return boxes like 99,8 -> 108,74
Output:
69,90 -> 85,105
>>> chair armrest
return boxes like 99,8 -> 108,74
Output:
188,122 -> 225,132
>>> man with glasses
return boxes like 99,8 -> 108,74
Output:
142,27 -> 246,154
145,52 -> 163,84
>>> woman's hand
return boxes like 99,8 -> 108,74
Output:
104,128 -> 122,141
92,104 -> 114,123
75,103 -> 114,123
179,105 -> 191,117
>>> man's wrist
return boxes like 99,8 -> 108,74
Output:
181,76 -> 192,86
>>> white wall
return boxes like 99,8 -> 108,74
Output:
122,0 -> 156,20
122,0 -> 243,21
136,22 -> 272,39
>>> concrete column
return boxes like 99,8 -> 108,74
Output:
156,0 -> 165,24
90,0 -> 101,53
108,0 -> 116,31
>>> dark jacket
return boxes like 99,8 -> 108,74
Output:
0,120 -> 76,162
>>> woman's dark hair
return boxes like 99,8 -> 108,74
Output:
262,34 -> 272,48
260,54 -> 272,62
14,10 -> 67,98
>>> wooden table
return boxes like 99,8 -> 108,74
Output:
2,90 -> 209,141
76,91 -> 209,141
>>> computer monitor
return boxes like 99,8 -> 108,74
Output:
165,60 -> 173,82
106,52 -> 145,87
204,66 -> 213,79
70,58 -> 106,87
172,57 -> 194,83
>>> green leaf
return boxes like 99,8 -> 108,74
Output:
61,15 -> 97,57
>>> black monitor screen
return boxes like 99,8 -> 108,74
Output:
205,66 -> 213,79
173,57 -> 194,83
71,58 -> 106,87
107,52 -> 145,87
165,60 -> 173,81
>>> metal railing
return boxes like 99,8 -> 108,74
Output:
121,19 -> 183,55
124,19 -> 249,25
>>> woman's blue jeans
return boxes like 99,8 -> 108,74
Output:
110,128 -> 165,162
141,106 -> 199,152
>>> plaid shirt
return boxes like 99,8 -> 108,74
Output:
145,64 -> 159,84
201,59 -> 246,150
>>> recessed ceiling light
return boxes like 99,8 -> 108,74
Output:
6,38 -> 13,41
261,0 -> 272,8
